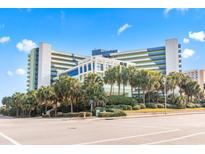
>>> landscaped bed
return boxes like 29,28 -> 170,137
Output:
125,108 -> 205,116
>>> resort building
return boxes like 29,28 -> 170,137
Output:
27,38 -> 182,92
183,69 -> 205,91
93,39 -> 182,75
27,43 -> 86,91
60,56 -> 136,96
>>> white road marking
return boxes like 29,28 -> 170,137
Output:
143,131 -> 205,145
76,129 -> 179,145
0,132 -> 21,145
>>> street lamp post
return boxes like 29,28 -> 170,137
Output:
164,77 -> 167,115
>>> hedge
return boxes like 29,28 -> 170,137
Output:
145,103 -> 157,109
133,105 -> 141,110
106,105 -> 132,110
156,103 -> 165,108
107,95 -> 137,106
140,104 -> 146,109
98,110 -> 126,117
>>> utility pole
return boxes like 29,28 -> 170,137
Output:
164,76 -> 167,115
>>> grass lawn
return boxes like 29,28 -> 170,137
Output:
125,108 -> 205,115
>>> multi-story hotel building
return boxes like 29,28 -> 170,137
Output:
27,39 -> 182,91
27,43 -> 86,91
183,69 -> 205,91
94,39 -> 181,75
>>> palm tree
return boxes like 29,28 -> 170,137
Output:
115,65 -> 122,95
127,66 -> 139,97
138,69 -> 150,104
69,78 -> 81,113
12,92 -> 25,117
36,86 -> 53,114
121,66 -> 129,96
104,67 -> 116,96
83,73 -> 105,109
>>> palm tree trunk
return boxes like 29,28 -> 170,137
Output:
70,103 -> 73,113
118,84 -> 120,95
16,108 -> 19,118
123,84 -> 125,96
110,84 -> 113,96
131,86 -> 133,97
143,91 -> 145,104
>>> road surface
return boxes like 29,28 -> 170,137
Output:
1,113 -> 205,145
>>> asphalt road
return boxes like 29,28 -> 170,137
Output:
1,113 -> 205,145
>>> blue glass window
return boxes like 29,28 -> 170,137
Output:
68,68 -> 78,77
88,63 -> 91,71
80,66 -> 83,73
84,64 -> 87,72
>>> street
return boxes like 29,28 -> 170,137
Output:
1,113 -> 205,145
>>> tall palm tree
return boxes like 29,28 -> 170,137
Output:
12,92 -> 25,117
104,67 -> 116,96
115,65 -> 122,95
127,66 -> 138,97
138,69 -> 150,104
121,66 -> 129,96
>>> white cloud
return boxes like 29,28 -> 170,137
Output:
164,8 -> 189,16
188,31 -> 205,42
182,48 -> 195,58
183,38 -> 190,44
16,39 -> 37,52
117,23 -> 132,35
0,36 -> 10,44
6,71 -> 13,77
15,68 -> 26,76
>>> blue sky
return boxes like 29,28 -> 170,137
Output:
1,8 -> 205,102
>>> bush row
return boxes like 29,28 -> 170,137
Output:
98,110 -> 126,117
42,112 -> 92,118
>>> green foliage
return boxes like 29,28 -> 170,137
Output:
62,113 -> 80,117
166,103 -> 178,109
140,104 -> 146,109
106,104 -> 132,110
98,110 -> 126,117
107,95 -> 136,106
186,102 -> 196,108
156,103 -> 165,108
133,105 -> 141,110
145,103 -> 157,109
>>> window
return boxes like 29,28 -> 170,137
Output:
97,63 -> 103,71
80,66 -> 83,73
84,64 -> 87,72
68,68 -> 78,77
88,63 -> 91,71
93,62 -> 95,70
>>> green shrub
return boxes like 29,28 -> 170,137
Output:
156,103 -> 164,108
166,104 -> 178,109
140,104 -> 146,109
146,103 -> 157,109
127,105 -> 132,110
62,113 -> 80,117
107,95 -> 136,106
186,103 -> 196,108
201,103 -> 205,108
177,103 -> 186,109
133,105 -> 141,110
195,103 -> 201,108
98,110 -> 126,117
79,112 -> 92,117
106,104 -> 132,110
42,114 -> 50,118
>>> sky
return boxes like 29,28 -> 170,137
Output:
1,8 -> 205,102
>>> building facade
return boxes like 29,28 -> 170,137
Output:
184,70 -> 205,91
27,39 -> 182,91
60,56 -> 136,96
109,39 -> 181,75
27,43 -> 85,91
